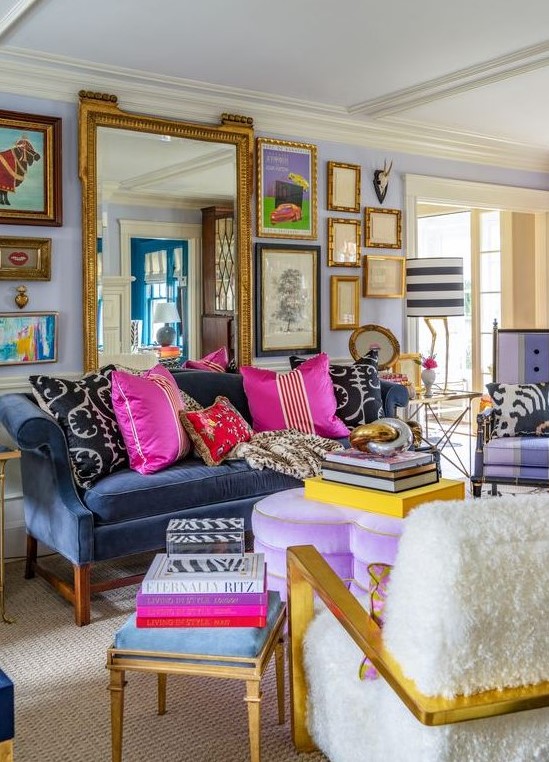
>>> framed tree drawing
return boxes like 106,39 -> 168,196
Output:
256,138 -> 317,239
255,243 -> 320,356
0,110 -> 62,226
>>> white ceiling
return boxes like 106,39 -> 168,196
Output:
1,0 -> 549,170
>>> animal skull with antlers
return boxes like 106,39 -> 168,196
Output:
373,159 -> 393,204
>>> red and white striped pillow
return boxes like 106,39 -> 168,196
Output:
240,353 -> 348,438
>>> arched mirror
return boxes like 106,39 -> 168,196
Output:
78,91 -> 254,372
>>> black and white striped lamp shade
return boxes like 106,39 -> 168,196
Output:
406,257 -> 464,317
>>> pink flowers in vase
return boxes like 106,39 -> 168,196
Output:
419,354 -> 438,370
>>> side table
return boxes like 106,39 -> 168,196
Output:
0,446 -> 20,625
405,391 -> 482,478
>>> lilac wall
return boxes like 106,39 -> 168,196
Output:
0,90 -> 547,378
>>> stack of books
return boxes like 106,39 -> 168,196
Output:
136,518 -> 268,628
320,449 -> 438,493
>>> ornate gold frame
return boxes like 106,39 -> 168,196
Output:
0,237 -> 51,280
78,91 -> 254,372
256,137 -> 317,240
348,323 -> 400,369
327,161 -> 361,213
364,206 -> 402,249
327,218 -> 361,267
330,276 -> 360,330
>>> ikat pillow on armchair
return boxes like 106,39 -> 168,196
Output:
241,353 -> 349,438
179,395 -> 253,466
486,381 -> 549,437
289,349 -> 384,430
30,365 -> 128,489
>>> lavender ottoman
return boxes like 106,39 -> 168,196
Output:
252,488 -> 403,599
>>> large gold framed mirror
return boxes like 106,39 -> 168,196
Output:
79,91 -> 254,372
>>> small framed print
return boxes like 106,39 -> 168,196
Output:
327,161 -> 360,212
327,218 -> 361,267
0,237 -> 51,280
0,311 -> 58,365
331,276 -> 360,330
364,207 -> 402,249
394,352 -> 422,390
363,255 -> 405,298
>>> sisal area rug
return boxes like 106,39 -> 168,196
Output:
1,554 -> 327,762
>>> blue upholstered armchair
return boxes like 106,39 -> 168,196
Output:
471,323 -> 549,497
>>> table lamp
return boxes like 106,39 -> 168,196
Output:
153,301 -> 181,347
406,257 -> 464,392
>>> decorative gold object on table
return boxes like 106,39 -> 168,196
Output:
0,446 -> 21,624
350,418 -> 413,456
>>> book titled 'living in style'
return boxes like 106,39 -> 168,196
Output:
141,552 -> 266,594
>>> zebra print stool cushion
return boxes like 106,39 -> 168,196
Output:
487,382 -> 549,437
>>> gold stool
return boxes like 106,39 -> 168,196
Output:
107,596 -> 286,762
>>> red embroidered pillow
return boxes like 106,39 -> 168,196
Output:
183,346 -> 229,372
179,395 -> 253,466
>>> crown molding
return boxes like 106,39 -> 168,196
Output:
0,47 -> 547,172
0,0 -> 42,37
351,40 -> 549,118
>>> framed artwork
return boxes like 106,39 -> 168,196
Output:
0,237 -> 51,280
363,255 -> 405,298
256,137 -> 317,239
327,161 -> 361,212
0,311 -> 58,366
364,206 -> 401,249
0,110 -> 62,226
327,218 -> 361,267
255,243 -> 320,356
394,352 -> 422,390
330,276 -> 360,330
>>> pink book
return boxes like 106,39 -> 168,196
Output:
136,603 -> 268,618
136,587 -> 268,608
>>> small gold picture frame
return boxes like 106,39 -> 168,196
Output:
364,207 -> 402,249
327,161 -> 361,213
0,237 -> 51,280
394,352 -> 422,391
330,276 -> 360,330
363,255 -> 405,298
327,218 -> 361,267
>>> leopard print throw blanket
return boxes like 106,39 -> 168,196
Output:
232,429 -> 345,480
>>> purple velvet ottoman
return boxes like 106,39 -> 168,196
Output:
252,488 -> 403,600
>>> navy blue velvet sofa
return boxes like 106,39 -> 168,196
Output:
0,369 -> 408,625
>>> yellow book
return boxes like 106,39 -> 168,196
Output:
303,476 -> 465,519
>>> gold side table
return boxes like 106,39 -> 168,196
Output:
0,446 -> 21,624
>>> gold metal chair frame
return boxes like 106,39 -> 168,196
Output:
287,545 -> 549,753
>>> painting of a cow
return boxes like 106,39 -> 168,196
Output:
0,137 -> 41,206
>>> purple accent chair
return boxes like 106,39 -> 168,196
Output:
472,322 -> 549,496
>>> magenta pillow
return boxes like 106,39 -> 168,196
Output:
183,346 -> 229,372
240,354 -> 348,438
111,364 -> 191,474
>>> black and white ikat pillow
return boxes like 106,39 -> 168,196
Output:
29,365 -> 128,489
289,350 -> 384,430
486,381 -> 549,437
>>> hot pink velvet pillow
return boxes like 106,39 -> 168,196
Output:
240,353 -> 348,438
111,364 -> 191,474
183,346 -> 229,372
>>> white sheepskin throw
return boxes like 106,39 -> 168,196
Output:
383,494 -> 549,697
302,494 -> 549,762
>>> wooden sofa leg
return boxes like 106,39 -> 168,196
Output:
74,564 -> 91,626
24,534 -> 37,579
471,482 -> 482,498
